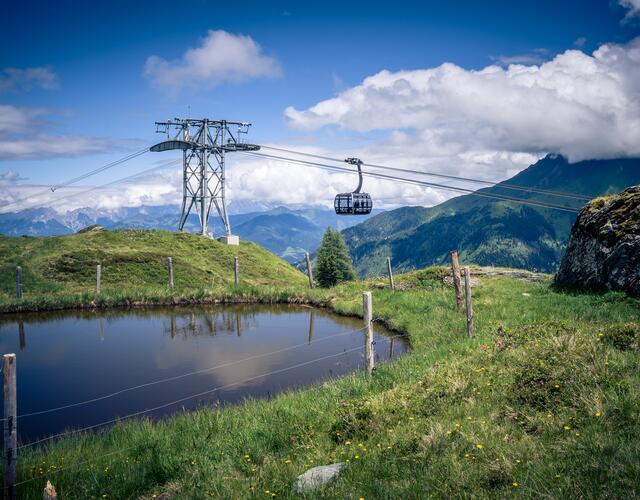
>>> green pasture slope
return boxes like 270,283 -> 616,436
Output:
0,232 -> 638,498
0,228 -> 307,311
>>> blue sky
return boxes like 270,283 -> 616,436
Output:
1,0 -> 639,212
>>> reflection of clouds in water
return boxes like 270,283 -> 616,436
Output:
152,336 -> 289,388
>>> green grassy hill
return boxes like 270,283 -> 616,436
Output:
344,155 -> 640,277
0,228 -> 307,304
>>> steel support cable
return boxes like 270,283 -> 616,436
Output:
9,325 -> 368,421
257,145 -> 592,201
49,148 -> 150,191
0,147 -> 152,211
241,151 -> 582,214
8,330 -> 404,489
18,339 -> 393,450
13,159 -> 182,214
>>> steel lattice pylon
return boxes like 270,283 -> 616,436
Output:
151,118 -> 259,238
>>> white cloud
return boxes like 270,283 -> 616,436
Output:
620,0 -> 640,17
0,66 -> 58,93
144,30 -> 281,91
285,37 -> 640,163
0,105 -> 111,160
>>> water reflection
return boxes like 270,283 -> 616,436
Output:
19,321 -> 25,351
0,304 -> 408,444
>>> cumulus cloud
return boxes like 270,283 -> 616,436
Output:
0,66 -> 58,93
144,30 -> 281,91
285,37 -> 640,163
0,105 -> 111,160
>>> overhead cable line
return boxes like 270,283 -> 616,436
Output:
11,159 -> 181,214
241,151 -> 582,214
49,147 -> 150,192
258,145 -> 592,201
11,325 -> 368,420
0,146 -> 151,212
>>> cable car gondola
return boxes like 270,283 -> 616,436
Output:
334,157 -> 373,215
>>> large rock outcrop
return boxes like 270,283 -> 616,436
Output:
555,185 -> 640,296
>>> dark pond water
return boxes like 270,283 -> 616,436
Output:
0,305 -> 407,445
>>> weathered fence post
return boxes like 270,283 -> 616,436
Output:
450,251 -> 464,310
43,480 -> 58,499
464,267 -> 474,338
15,266 -> 22,300
363,292 -> 375,376
96,264 -> 101,295
3,353 -> 17,500
386,257 -> 395,291
234,256 -> 239,286
167,257 -> 174,289
304,252 -> 314,289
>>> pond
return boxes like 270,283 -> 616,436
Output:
0,304 -> 408,445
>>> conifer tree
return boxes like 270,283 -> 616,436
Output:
315,228 -> 356,287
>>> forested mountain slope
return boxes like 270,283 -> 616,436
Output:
343,155 -> 640,276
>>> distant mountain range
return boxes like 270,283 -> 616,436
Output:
4,155 -> 638,273
343,155 -> 640,277
0,204 -> 379,263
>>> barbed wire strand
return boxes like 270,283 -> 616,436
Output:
17,340 -> 394,450
9,325 -> 368,421
7,333 -> 407,490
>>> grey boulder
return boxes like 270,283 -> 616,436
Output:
293,462 -> 345,494
555,185 -> 639,297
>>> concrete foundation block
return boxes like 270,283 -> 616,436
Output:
218,234 -> 240,245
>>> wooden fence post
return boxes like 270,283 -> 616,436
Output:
167,257 -> 174,289
43,481 -> 57,499
450,251 -> 463,310
15,266 -> 22,300
234,256 -> 239,286
464,267 -> 474,338
386,257 -> 395,291
304,252 -> 314,289
96,264 -> 101,295
3,353 -> 17,500
363,292 -> 375,376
